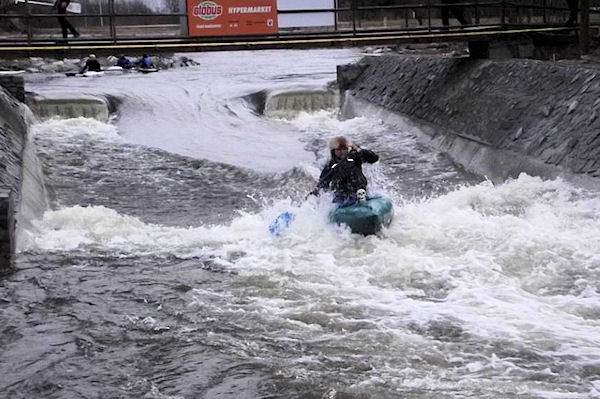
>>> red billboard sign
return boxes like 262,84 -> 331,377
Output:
187,0 -> 278,37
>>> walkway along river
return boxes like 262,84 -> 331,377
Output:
1,49 -> 600,398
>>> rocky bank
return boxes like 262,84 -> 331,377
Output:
338,54 -> 600,188
0,54 -> 199,74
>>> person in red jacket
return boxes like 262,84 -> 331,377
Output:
54,0 -> 79,39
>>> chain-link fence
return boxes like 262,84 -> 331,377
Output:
0,0 -> 597,43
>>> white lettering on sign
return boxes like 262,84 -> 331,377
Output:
228,6 -> 272,14
196,24 -> 222,29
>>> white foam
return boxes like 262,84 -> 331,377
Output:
26,176 -> 600,308
283,110 -> 388,136
20,161 -> 600,394
31,117 -> 123,142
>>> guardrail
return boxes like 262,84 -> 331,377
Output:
0,1 -> 597,48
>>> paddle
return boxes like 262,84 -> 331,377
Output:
268,156 -> 345,236
268,211 -> 296,236
268,144 -> 372,236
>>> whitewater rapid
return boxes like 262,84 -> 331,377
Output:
3,49 -> 600,399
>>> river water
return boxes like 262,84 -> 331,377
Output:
2,49 -> 600,398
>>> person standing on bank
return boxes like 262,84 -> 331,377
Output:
566,0 -> 578,26
54,0 -> 79,39
441,0 -> 469,27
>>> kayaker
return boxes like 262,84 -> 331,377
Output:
79,54 -> 102,73
115,55 -> 134,69
310,135 -> 379,206
135,54 -> 155,70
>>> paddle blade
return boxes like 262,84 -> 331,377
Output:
269,211 -> 295,236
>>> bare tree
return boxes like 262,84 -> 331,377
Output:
165,0 -> 181,13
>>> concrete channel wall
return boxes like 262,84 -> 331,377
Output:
0,75 -> 25,102
338,55 -> 600,189
0,76 -> 114,268
0,79 -> 47,269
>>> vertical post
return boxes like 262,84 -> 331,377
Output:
475,0 -> 480,25
334,0 -> 338,33
180,0 -> 188,37
109,0 -> 116,44
427,0 -> 431,33
404,8 -> 408,28
581,0 -> 590,54
99,1 -> 104,27
84,1 -> 88,28
25,0 -> 32,44
351,0 -> 356,36
542,0 -> 546,24
501,0 -> 505,28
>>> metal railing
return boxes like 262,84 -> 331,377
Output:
0,0 -> 597,46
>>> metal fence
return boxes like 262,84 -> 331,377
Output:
0,0 -> 598,45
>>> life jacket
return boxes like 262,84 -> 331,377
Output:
117,58 -> 133,69
86,59 -> 102,72
328,151 -> 368,198
139,57 -> 153,69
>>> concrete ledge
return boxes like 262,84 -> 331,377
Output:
26,92 -> 110,122
263,88 -> 339,118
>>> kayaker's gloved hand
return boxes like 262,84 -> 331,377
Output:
307,188 -> 320,198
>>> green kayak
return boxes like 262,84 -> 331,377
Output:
329,197 -> 394,235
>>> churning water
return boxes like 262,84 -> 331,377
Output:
2,50 -> 600,399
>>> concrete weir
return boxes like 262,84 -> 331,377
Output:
337,55 -> 600,189
245,87 -> 339,118
27,92 -> 110,122
263,89 -> 339,118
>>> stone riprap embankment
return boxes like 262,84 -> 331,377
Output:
338,55 -> 600,188
0,54 -> 199,74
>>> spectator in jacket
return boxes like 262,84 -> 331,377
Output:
54,0 -> 79,39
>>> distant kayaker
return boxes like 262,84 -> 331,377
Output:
310,135 -> 379,206
115,55 -> 134,69
80,54 -> 102,73
135,54 -> 155,70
